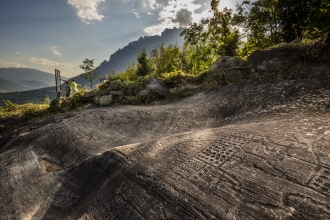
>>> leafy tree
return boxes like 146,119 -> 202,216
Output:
150,43 -> 182,76
277,0 -> 324,41
234,0 -> 283,57
180,1 -> 242,73
136,49 -> 151,76
234,0 -> 329,57
209,0 -> 241,57
181,21 -> 212,74
149,44 -> 162,76
79,58 -> 98,89
122,62 -> 137,82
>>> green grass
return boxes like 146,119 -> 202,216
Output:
0,100 -> 51,126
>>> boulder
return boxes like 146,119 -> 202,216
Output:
139,77 -> 169,97
211,56 -> 247,71
99,95 -> 112,106
306,31 -> 330,63
92,95 -> 100,105
211,56 -> 249,82
138,89 -> 149,96
247,46 -> 303,73
247,32 -> 330,74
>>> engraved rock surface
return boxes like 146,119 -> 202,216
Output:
1,77 -> 330,219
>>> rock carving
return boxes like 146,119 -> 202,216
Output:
1,33 -> 330,219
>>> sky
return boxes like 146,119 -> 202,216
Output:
0,0 -> 243,78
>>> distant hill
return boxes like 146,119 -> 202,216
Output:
19,80 -> 50,89
0,76 -> 29,93
0,68 -> 55,92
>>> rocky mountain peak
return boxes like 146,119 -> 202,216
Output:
95,28 -> 184,76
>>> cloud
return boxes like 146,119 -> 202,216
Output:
143,0 -> 244,36
68,0 -> 105,24
131,9 -> 141,18
0,60 -> 27,68
172,9 -> 193,27
144,0 -> 205,35
51,46 -> 62,56
141,0 -> 159,10
30,57 -> 74,68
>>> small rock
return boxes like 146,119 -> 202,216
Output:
99,95 -> 112,106
139,77 -> 169,97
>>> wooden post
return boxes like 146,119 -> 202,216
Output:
55,69 -> 61,98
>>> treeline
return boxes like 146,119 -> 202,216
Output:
112,0 -> 330,78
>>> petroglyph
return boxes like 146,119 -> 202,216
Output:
1,75 -> 330,219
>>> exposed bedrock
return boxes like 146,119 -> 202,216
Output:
1,77 -> 329,220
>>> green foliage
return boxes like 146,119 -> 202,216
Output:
158,70 -> 194,86
277,0 -> 324,42
2,100 -> 16,112
0,100 -> 50,122
136,49 -> 151,76
180,2 -> 242,72
44,96 -> 51,105
181,21 -> 213,74
149,44 -> 182,76
233,0 -> 328,57
234,0 -> 283,57
0,90 -> 92,126
209,6 -> 241,57
113,63 -> 137,83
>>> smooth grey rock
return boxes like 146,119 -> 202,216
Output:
211,56 -> 248,82
99,95 -> 112,106
139,77 -> 168,97
0,76 -> 329,220
247,31 -> 330,74
211,56 -> 247,72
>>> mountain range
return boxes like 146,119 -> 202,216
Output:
0,68 -> 55,92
